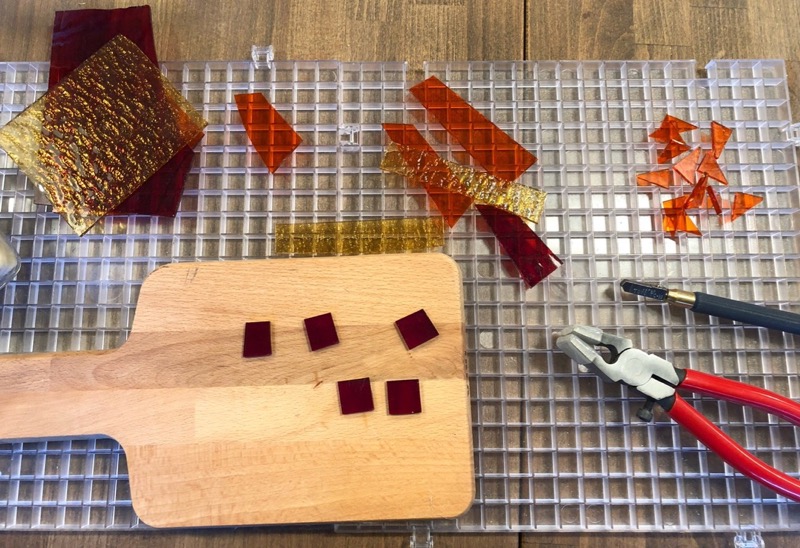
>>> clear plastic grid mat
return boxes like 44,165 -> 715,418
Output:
0,59 -> 798,532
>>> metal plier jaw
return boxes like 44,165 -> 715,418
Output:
555,326 -> 681,403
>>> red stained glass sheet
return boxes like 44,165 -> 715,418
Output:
242,321 -> 272,358
636,169 -> 672,188
395,309 -> 439,350
711,121 -> 733,158
386,379 -> 422,415
49,6 -> 194,217
304,312 -> 339,351
698,151 -> 728,185
730,192 -> 763,222
383,123 -> 472,227
409,76 -> 536,181
672,147 -> 702,184
477,204 -> 562,288
235,93 -> 302,173
337,378 -> 374,415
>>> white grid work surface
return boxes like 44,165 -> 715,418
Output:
0,59 -> 798,533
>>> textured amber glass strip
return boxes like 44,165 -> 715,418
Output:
381,144 -> 546,224
0,35 -> 206,235
273,217 -> 445,256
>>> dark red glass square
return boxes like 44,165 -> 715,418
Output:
386,379 -> 422,415
243,321 -> 272,358
337,378 -> 374,415
304,312 -> 339,351
395,309 -> 439,350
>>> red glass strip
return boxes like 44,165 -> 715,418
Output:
242,321 -> 272,358
49,6 -> 194,217
476,204 -> 562,288
386,379 -> 422,415
409,76 -> 536,181
235,93 -> 302,173
706,186 -> 723,215
383,123 -> 472,227
337,378 -> 374,415
636,169 -> 672,188
686,175 -> 709,209
304,312 -> 339,351
395,309 -> 439,350
711,121 -> 733,159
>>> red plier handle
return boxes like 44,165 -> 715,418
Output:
666,369 -> 800,502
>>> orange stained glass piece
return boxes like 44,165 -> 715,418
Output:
657,139 -> 691,164
636,169 -> 672,188
730,192 -> 763,222
663,114 -> 698,133
0,35 -> 207,235
711,121 -> 733,159
706,186 -> 723,215
235,93 -> 302,173
409,76 -> 536,181
697,151 -> 728,185
650,115 -> 697,143
662,195 -> 688,213
382,123 -> 472,227
672,147 -> 702,184
662,210 -> 701,237
686,175 -> 709,209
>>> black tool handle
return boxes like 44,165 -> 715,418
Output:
693,292 -> 800,335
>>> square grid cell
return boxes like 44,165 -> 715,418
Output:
0,59 -> 798,533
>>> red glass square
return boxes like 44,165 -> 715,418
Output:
243,321 -> 272,358
337,378 -> 374,415
386,379 -> 422,415
304,312 -> 339,351
395,309 -> 439,350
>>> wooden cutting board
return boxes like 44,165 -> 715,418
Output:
0,253 -> 473,527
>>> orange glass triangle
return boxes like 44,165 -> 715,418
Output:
650,123 -> 682,143
663,114 -> 698,133
698,151 -> 728,185
711,121 -> 732,159
636,169 -> 672,188
672,147 -> 701,183
663,195 -> 688,213
730,192 -> 763,222
658,140 -> 691,164
686,175 -> 708,208
662,210 -> 701,237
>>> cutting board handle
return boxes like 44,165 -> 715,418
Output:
0,349 -> 116,440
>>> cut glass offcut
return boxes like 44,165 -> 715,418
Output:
395,309 -> 439,350
242,321 -> 272,358
337,378 -> 374,415
304,312 -> 339,351
386,379 -> 422,415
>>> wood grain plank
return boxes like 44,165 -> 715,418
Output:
527,0 -> 636,59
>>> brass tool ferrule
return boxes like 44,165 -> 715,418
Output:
666,289 -> 696,308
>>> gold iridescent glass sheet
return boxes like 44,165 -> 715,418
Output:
0,35 -> 206,235
273,217 -> 445,256
381,144 -> 546,224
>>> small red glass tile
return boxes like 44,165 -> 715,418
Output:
410,76 -> 536,181
49,6 -> 194,217
235,93 -> 302,173
243,321 -> 272,358
697,151 -> 728,185
337,378 -> 374,415
395,309 -> 439,350
304,312 -> 339,351
730,192 -> 763,222
386,379 -> 422,415
706,186 -> 723,215
476,204 -> 562,288
383,123 -> 472,227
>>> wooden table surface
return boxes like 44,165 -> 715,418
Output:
1,1 -> 799,546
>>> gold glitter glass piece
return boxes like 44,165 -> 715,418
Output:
381,143 -> 546,224
0,35 -> 206,235
273,217 -> 445,256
